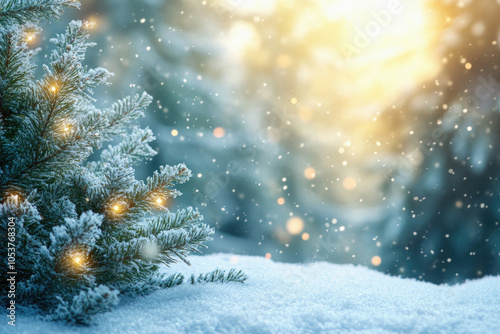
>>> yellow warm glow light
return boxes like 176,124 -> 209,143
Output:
220,0 -> 442,183
298,107 -> 314,122
304,167 -> 316,180
50,86 -> 57,92
286,216 -> 304,235
156,198 -> 163,205
26,34 -> 34,41
71,251 -> 85,267
8,193 -> 20,204
111,200 -> 128,215
215,0 -> 446,209
84,21 -> 95,30
371,256 -> 382,266
342,177 -> 357,190
301,232 -> 310,241
277,54 -> 292,68
277,197 -> 285,205
171,129 -> 178,136
213,127 -> 225,138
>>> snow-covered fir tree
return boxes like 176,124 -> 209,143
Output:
0,0 -> 246,324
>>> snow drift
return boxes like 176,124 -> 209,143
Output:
10,254 -> 500,334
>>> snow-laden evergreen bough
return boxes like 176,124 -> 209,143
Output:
0,0 -> 246,325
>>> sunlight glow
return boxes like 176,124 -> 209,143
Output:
220,0 -> 441,145
218,0 -> 443,207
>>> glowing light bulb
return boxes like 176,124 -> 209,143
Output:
156,198 -> 163,204
50,86 -> 57,92
27,34 -> 34,41
74,256 -> 81,264
63,126 -> 70,132
110,200 -> 127,215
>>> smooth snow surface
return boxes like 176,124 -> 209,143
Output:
8,254 -> 500,334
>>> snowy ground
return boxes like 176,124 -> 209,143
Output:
8,254 -> 500,334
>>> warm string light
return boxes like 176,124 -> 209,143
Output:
73,255 -> 82,265
5,191 -> 21,204
112,204 -> 122,213
153,195 -> 168,208
24,29 -> 38,43
61,122 -> 72,133
110,199 -> 128,216
56,120 -> 75,136
68,250 -> 86,269
83,21 -> 95,30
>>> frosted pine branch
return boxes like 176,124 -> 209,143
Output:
190,269 -> 248,284
0,0 -> 79,27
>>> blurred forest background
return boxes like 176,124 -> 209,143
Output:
35,0 -> 500,284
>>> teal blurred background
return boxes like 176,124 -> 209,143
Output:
36,0 -> 500,283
